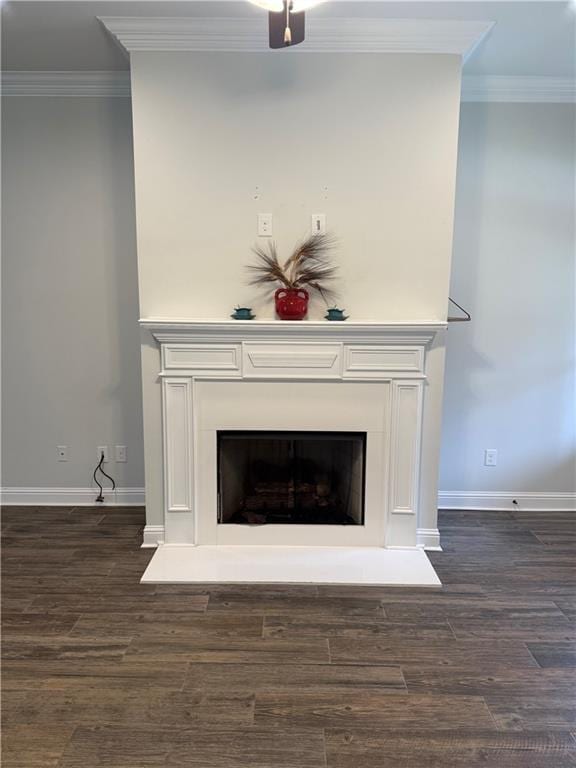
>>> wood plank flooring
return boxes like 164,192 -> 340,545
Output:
2,506 -> 576,767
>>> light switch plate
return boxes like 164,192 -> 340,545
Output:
311,213 -> 326,236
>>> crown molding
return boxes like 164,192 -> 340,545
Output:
462,75 -> 576,103
1,71 -> 131,97
99,16 -> 494,59
3,70 -> 573,104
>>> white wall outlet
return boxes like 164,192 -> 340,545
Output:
257,213 -> 273,237
311,213 -> 326,236
56,445 -> 68,462
484,448 -> 498,467
115,445 -> 127,463
97,446 -> 110,463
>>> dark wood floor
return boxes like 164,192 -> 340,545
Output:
2,506 -> 575,767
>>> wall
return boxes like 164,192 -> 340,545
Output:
441,102 -> 576,503
3,89 -> 573,513
130,52 -> 464,533
1,96 -> 144,494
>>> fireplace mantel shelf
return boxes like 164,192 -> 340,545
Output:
140,318 -> 446,345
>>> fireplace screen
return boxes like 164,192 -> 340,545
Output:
217,431 -> 366,526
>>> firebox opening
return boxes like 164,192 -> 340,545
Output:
217,431 -> 366,526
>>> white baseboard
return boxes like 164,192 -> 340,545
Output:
416,528 -> 442,551
438,491 -> 576,512
143,527 -> 439,551
1,487 -> 145,506
142,525 -> 165,548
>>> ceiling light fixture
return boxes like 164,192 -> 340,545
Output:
291,1 -> 325,11
248,0 -> 284,10
248,0 -> 326,49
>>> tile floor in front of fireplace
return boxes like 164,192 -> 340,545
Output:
2,506 -> 576,767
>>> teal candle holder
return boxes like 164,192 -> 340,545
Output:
231,307 -> 255,320
325,307 -> 348,321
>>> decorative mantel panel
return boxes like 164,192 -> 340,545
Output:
141,319 -> 445,549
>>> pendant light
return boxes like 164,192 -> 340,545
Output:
247,0 -> 326,48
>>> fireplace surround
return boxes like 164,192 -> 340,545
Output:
140,319 -> 444,557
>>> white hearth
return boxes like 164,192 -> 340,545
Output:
140,319 -> 443,585
141,545 -> 440,586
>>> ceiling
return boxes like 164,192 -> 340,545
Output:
2,1 -> 575,76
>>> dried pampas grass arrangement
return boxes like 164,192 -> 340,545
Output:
247,234 -> 338,302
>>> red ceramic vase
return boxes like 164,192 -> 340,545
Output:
274,288 -> 309,320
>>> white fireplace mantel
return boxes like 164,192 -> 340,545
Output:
141,319 -> 445,378
141,316 -> 443,550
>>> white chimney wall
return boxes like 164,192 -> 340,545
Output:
130,52 -> 462,321
129,51 -> 464,546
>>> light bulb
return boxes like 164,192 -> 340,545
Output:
247,0 -> 284,11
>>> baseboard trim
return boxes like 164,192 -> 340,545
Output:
3,488 -> 572,531
438,491 -> 576,512
142,525 -> 165,548
416,528 -> 442,551
1,487 -> 145,506
143,527 -> 439,551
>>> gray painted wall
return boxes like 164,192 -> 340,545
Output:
2,95 -> 574,497
1,96 -> 144,488
441,102 -> 576,494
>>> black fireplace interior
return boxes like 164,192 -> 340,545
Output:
217,431 -> 366,525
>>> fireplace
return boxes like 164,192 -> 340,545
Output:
138,320 -> 443,583
140,319 -> 443,556
217,431 -> 366,526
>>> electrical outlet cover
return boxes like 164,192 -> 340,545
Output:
484,448 -> 498,467
257,213 -> 273,237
